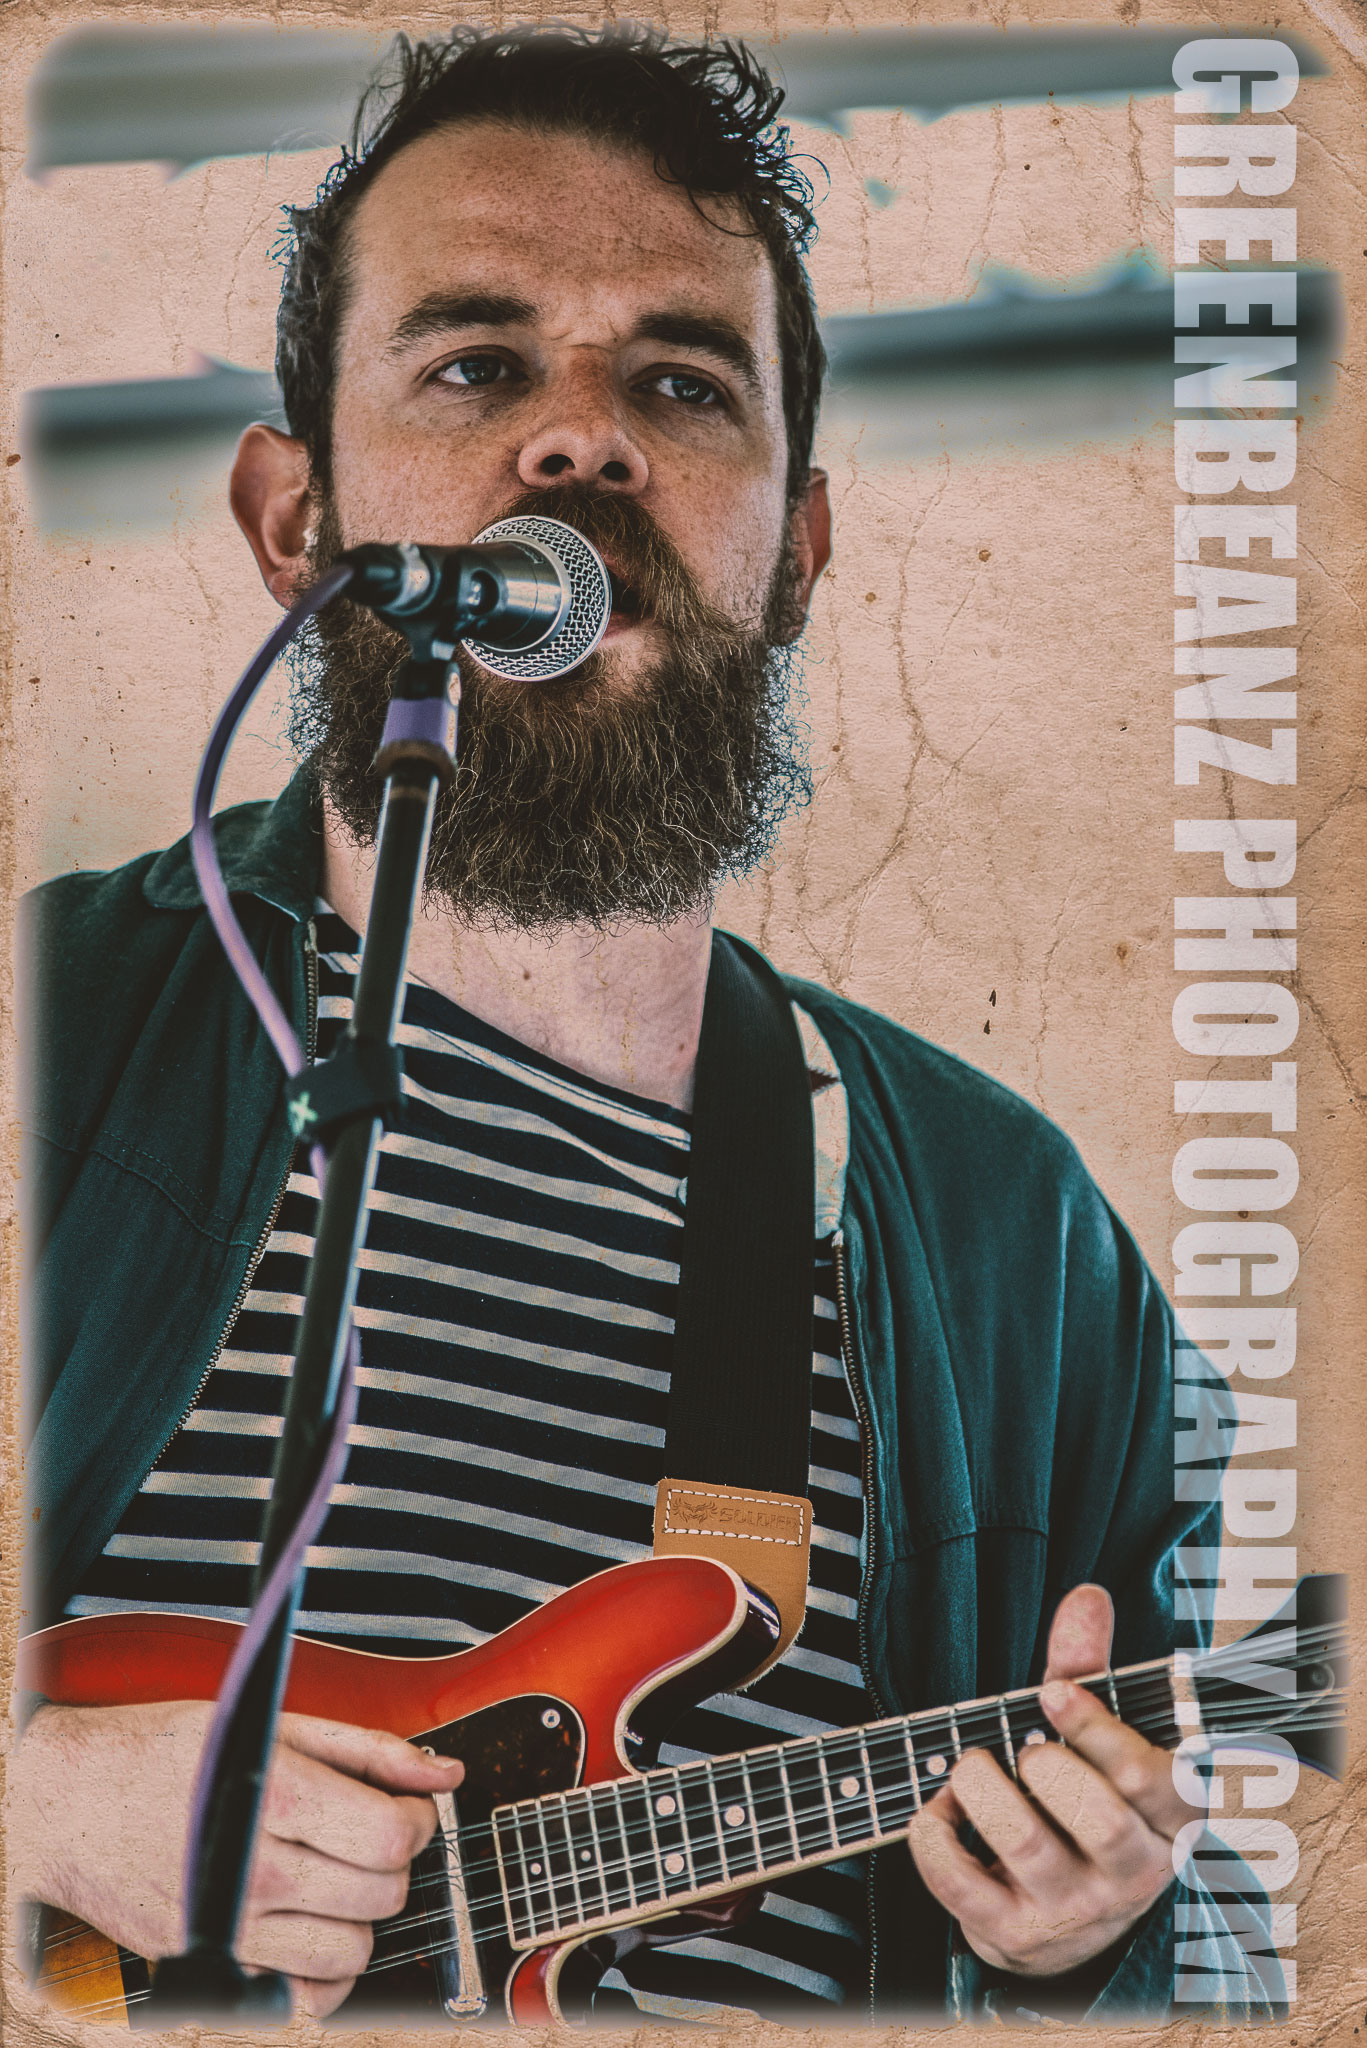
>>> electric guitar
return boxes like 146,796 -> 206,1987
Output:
19,1558 -> 1346,2025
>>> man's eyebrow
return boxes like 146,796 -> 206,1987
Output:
634,312 -> 762,393
385,291 -> 538,353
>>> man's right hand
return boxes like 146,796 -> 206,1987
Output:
11,1700 -> 464,2017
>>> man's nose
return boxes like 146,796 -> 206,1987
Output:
515,364 -> 649,494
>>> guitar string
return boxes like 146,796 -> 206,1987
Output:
56,1662 -> 1333,1975
39,1621 -> 1344,1958
354,1703 -> 1357,1983
35,1668 -> 1345,1990
351,1704 -> 1350,1983
35,1633 -> 1343,1992
37,1698 -> 1349,2000
405,1641 -> 1342,1890
374,1679 -> 1348,1954
227,1692 -> 1364,1970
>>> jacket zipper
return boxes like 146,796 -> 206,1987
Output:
832,1226 -> 887,2022
150,919 -> 320,1465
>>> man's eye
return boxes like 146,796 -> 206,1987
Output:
435,354 -> 508,388
654,371 -> 722,407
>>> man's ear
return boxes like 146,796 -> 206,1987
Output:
229,424 -> 315,607
785,467 -> 833,632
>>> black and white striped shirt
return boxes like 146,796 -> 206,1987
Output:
70,911 -> 872,2021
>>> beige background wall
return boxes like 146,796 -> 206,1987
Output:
2,0 -> 1364,2040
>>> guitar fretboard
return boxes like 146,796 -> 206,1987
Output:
492,1664 -> 1181,1946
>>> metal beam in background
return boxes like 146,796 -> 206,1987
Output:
26,356 -> 286,456
27,27 -> 384,174
27,23 -> 1327,174
823,260 -> 1340,385
22,267 -> 1342,528
765,26 -> 1325,127
820,260 -> 1341,457
22,357 -> 287,533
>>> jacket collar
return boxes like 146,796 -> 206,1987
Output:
138,765 -> 852,1227
142,767 -> 323,923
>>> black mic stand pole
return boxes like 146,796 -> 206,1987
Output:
149,632 -> 465,2020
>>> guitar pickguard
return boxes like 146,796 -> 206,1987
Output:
342,1692 -> 584,2021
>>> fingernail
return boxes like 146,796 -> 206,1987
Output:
1041,1681 -> 1072,1712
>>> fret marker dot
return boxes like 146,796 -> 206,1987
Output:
1024,1729 -> 1047,1746
926,1755 -> 947,1777
723,1805 -> 746,1827
664,1852 -> 686,1876
579,1849 -> 592,1863
655,1795 -> 677,1817
530,1861 -> 543,1876
839,1776 -> 860,1799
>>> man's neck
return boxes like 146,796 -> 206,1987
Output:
321,801 -> 713,1112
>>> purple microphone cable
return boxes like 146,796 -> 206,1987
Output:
181,562 -> 364,1939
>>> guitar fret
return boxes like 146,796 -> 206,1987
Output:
562,1791 -> 609,1923
857,1733 -> 886,1834
776,1753 -> 802,1860
1002,1690 -> 1056,1765
1105,1669 -> 1121,1717
594,1782 -> 635,1913
618,1779 -> 662,1906
823,1731 -> 875,1848
638,1776 -> 666,1897
786,1741 -> 837,1857
642,1766 -> 694,1895
738,1756 -> 766,1869
744,1748 -> 797,1868
701,1768 -> 734,1884
678,1765 -> 725,1890
709,1757 -> 760,1878
814,1741 -> 843,1842
534,1802 -> 567,1932
997,1699 -> 1018,1780
492,1806 -> 532,1943
544,1800 -> 573,1932
866,1725 -> 915,1832
516,1804 -> 555,1938
901,1724 -> 923,1810
546,1796 -> 583,1926
672,1768 -> 698,1890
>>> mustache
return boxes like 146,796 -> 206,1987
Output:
487,482 -> 695,630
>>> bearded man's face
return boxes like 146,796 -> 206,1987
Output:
232,119 -> 831,925
292,480 -> 811,927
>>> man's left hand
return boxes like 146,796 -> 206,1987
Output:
907,1583 -> 1188,1979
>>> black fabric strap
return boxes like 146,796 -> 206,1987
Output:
664,931 -> 816,1496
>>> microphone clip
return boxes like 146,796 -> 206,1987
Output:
338,541 -> 501,667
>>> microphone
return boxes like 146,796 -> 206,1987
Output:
337,515 -> 612,681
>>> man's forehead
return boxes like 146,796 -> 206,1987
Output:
343,118 -> 778,349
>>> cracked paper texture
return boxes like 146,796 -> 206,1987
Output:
1,1 -> 1364,2044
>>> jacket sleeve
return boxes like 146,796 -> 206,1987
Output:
951,1218 -> 1284,2022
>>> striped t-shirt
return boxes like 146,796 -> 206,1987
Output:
70,911 -> 872,2022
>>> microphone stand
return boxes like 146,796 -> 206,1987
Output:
148,623 -> 469,2019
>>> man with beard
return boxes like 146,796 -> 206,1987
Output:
16,24 -> 1261,2029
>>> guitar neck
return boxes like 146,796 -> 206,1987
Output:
492,1657 -> 1184,1947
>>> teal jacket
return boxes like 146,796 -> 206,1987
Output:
22,771 -> 1265,2020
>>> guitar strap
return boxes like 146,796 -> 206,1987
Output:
653,930 -> 817,1673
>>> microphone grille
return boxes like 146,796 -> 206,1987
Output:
465,514 -> 611,680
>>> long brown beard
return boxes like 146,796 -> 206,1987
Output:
288,484 -> 811,929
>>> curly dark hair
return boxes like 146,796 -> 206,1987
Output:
275,24 -> 826,504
